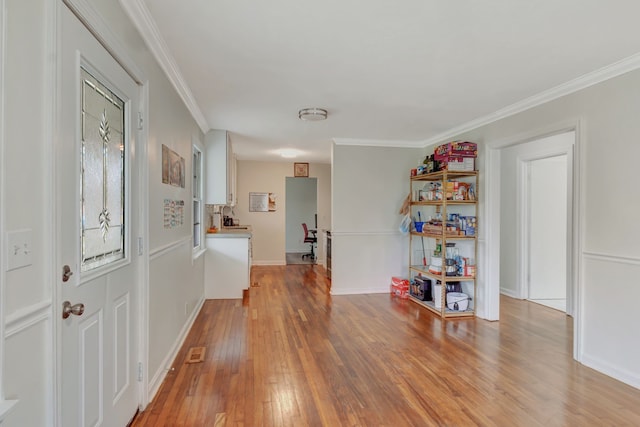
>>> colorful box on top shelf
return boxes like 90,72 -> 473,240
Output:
434,141 -> 478,160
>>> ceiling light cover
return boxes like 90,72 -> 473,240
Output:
299,108 -> 327,121
279,149 -> 299,158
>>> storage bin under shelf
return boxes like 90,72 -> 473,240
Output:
408,295 -> 475,318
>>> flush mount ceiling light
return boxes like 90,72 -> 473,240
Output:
298,108 -> 327,121
278,149 -> 300,158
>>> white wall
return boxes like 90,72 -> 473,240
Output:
2,0 -> 53,424
1,0 -> 207,424
285,177 -> 317,253
235,160 -> 331,265
331,144 -> 421,294
437,68 -> 640,389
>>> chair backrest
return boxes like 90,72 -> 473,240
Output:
302,223 -> 309,239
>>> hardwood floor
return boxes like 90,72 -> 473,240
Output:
132,265 -> 640,426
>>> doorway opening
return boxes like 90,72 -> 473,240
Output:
285,177 -> 317,264
514,130 -> 575,316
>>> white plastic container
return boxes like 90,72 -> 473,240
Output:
433,283 -> 442,308
446,292 -> 469,311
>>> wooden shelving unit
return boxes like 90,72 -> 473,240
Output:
408,170 -> 478,318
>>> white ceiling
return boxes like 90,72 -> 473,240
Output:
122,0 -> 640,164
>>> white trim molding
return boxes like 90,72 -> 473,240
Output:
333,138 -> 425,149
5,300 -> 52,338
149,236 -> 192,260
0,400 -> 18,423
582,251 -> 640,266
332,54 -> 640,152
329,230 -> 403,237
64,0 -> 145,84
118,0 -> 208,133
423,53 -> 640,147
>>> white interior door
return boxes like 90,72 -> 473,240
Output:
58,5 -> 140,426
527,155 -> 568,311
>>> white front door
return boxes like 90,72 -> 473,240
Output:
58,4 -> 140,426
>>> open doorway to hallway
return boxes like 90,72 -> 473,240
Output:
499,130 -> 575,316
285,177 -> 317,264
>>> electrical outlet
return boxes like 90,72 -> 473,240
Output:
6,229 -> 33,271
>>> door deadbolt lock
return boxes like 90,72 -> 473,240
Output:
62,301 -> 85,319
62,265 -> 73,282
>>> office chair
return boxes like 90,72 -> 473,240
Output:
301,223 -> 317,260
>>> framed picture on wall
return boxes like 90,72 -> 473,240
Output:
294,162 -> 309,177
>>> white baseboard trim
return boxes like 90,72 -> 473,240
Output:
146,295 -> 205,402
500,288 -> 520,299
252,260 -> 286,266
581,354 -> 640,390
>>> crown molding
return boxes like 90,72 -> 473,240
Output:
334,53 -> 640,151
65,0 -> 146,83
423,52 -> 640,147
119,0 -> 209,133
333,137 -> 425,148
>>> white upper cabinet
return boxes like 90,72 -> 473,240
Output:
205,129 -> 236,205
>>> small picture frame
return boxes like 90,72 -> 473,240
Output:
294,162 -> 309,177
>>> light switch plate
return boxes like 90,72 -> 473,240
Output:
6,229 -> 33,271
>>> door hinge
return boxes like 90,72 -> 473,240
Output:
138,237 -> 144,256
138,111 -> 144,130
138,362 -> 143,382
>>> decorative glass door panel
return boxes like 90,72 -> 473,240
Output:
81,68 -> 126,271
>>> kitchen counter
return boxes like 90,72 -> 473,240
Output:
204,225 -> 252,299
206,225 -> 252,238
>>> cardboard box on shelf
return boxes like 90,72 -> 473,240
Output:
434,141 -> 477,160
442,157 -> 475,171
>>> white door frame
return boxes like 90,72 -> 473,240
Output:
482,147 -> 502,321
486,119 -> 583,361
54,1 -> 150,423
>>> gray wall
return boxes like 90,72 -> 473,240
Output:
331,144 -> 421,294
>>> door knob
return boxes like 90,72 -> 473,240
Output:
62,301 -> 85,319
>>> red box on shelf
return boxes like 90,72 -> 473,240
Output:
434,141 -> 477,161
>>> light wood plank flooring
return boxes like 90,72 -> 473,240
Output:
131,265 -> 640,426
